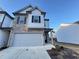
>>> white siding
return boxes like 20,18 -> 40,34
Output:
32,9 -> 41,15
0,30 -> 9,48
2,15 -> 13,27
56,24 -> 79,44
0,14 -> 5,22
12,33 -> 44,47
27,10 -> 44,28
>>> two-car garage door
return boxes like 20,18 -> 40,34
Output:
12,33 -> 44,47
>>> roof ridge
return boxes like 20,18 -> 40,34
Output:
13,5 -> 34,14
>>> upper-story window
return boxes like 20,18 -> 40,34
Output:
32,16 -> 41,23
17,16 -> 26,24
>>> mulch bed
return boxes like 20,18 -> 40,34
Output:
47,45 -> 79,59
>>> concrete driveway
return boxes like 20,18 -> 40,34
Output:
0,44 -> 54,59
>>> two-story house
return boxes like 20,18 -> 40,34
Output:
0,5 -> 53,47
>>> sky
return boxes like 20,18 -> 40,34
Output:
0,0 -> 79,31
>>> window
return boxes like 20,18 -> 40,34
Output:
17,16 -> 26,24
32,16 -> 41,23
44,21 -> 49,28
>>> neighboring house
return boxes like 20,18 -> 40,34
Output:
56,23 -> 79,44
0,8 -> 13,48
0,5 -> 53,47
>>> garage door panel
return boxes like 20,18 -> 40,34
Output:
12,33 -> 44,47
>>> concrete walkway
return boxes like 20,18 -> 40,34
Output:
0,44 -> 55,59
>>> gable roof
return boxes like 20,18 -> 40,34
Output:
28,7 -> 46,16
0,11 -> 14,19
0,7 -> 14,19
0,10 -> 14,19
13,5 -> 46,16
13,5 -> 33,14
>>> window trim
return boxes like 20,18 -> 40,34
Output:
32,16 -> 41,23
17,16 -> 26,24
